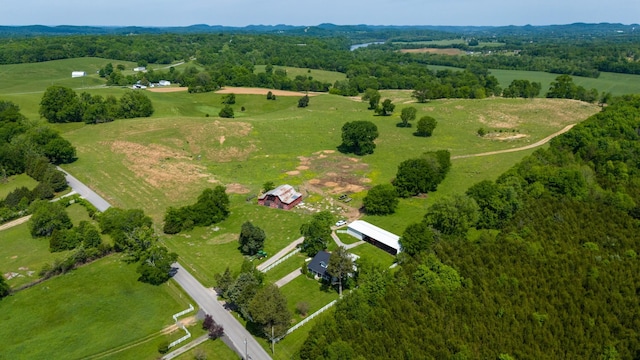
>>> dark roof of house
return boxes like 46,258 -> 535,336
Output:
307,250 -> 331,277
258,184 -> 302,205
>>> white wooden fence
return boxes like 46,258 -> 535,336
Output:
261,248 -> 301,273
275,299 -> 338,342
168,304 -> 194,349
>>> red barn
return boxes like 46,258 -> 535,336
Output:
257,184 -> 302,210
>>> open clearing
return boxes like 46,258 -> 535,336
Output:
216,86 -> 319,97
147,86 -> 189,93
399,48 -> 465,55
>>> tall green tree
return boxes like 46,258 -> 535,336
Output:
0,275 -> 10,299
339,120 -> 379,156
221,93 -> 236,104
300,211 -> 333,256
374,99 -> 395,116
118,91 -> 154,118
400,222 -> 436,256
298,95 -> 310,108
136,245 -> 178,285
424,194 -> 479,236
218,105 -> 234,118
363,184 -> 399,215
327,246 -> 353,297
399,107 -> 417,127
238,221 -> 266,255
362,88 -> 381,110
412,83 -> 431,103
28,201 -> 72,237
249,284 -> 292,353
39,86 -> 82,123
416,116 -> 438,137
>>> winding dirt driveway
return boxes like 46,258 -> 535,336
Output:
452,124 -> 576,159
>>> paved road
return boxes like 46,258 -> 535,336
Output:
57,167 -> 112,212
257,237 -> 304,271
172,262 -> 272,360
275,269 -> 302,288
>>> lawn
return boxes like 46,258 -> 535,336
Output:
0,173 -> 39,199
0,256 -> 190,359
254,65 -> 346,84
173,338 -> 239,360
349,242 -> 396,269
280,275 -> 339,325
264,252 -> 308,284
0,202 -> 111,289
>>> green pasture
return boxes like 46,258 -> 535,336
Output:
254,65 -> 346,84
394,39 -> 505,47
173,338 -> 239,360
162,197 -> 308,286
0,173 -> 39,199
0,256 -> 190,360
426,64 -> 640,97
0,203 -> 101,289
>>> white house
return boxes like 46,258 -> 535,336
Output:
346,220 -> 401,255
71,71 -> 86,78
133,66 -> 146,72
158,80 -> 171,86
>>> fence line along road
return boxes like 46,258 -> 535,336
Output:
171,262 -> 272,360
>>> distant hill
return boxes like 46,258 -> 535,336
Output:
0,23 -> 638,40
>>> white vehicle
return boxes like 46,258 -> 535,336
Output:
335,220 -> 347,227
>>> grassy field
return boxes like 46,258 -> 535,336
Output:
0,173 -> 39,199
173,338 -> 239,360
426,64 -> 640,97
254,65 -> 346,84
0,203 -> 112,289
0,256 -> 191,360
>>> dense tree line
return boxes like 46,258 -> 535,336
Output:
0,101 -> 74,224
39,86 -> 154,124
163,186 -> 230,234
298,95 -> 640,359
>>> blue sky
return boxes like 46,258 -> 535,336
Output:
0,0 -> 638,27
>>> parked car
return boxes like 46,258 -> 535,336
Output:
335,220 -> 347,227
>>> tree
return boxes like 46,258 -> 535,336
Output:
362,88 -> 381,110
424,194 -> 479,236
300,211 -> 333,256
215,267 -> 234,294
263,181 -> 275,192
339,121 -> 379,156
118,91 -> 154,118
414,253 -> 462,293
226,272 -> 260,319
399,107 -> 417,127
202,314 -> 224,339
28,201 -> 72,237
416,116 -> 438,137
238,221 -> 266,255
219,105 -> 234,118
43,138 -> 76,164
375,99 -> 395,116
393,158 -> 440,197
39,86 -> 82,123
298,95 -> 310,108
412,83 -> 431,103
296,301 -> 310,316
249,284 -> 292,353
136,245 -> 178,285
399,222 -> 436,256
0,275 -> 10,299
327,246 -> 353,297
363,184 -> 399,215
221,93 -> 236,104
266,91 -> 275,100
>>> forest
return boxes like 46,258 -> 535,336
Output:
298,96 -> 640,359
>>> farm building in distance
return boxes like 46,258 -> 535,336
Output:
71,71 -> 86,78
346,220 -> 401,255
257,184 -> 302,210
158,80 -> 171,86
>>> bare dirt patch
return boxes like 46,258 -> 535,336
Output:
216,87 -> 319,97
286,170 -> 300,176
147,87 -> 188,93
399,48 -> 464,55
309,179 -> 321,185
324,181 -> 339,187
177,121 -> 254,162
226,183 -> 250,194
486,133 -> 528,140
106,141 -> 212,194
296,165 -> 310,170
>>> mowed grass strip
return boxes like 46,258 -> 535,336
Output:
254,65 -> 347,84
0,256 -> 188,360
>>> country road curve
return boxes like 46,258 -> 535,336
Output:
452,124 -> 576,160
171,262 -> 272,360
56,167 -> 112,212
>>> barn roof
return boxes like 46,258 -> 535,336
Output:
347,220 -> 401,252
258,184 -> 301,205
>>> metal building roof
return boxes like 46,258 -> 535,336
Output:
347,220 -> 401,252
258,184 -> 302,204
